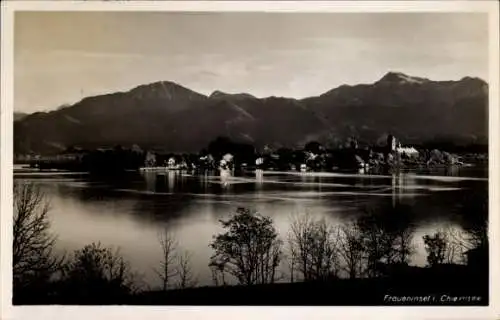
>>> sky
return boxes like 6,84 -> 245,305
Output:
14,12 -> 489,113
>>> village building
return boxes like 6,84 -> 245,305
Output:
167,157 -> 176,169
396,145 -> 419,157
387,134 -> 397,152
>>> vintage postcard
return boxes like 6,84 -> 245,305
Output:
1,1 -> 499,320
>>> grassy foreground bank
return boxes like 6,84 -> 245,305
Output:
16,265 -> 488,306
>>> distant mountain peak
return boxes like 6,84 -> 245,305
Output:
128,80 -> 207,100
377,71 -> 430,85
459,76 -> 488,85
210,90 -> 229,98
14,112 -> 28,121
14,73 -> 488,155
210,90 -> 256,100
130,80 -> 185,93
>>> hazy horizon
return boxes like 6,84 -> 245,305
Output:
14,12 -> 488,113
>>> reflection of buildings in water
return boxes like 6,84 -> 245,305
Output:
445,165 -> 459,177
391,173 -> 405,207
220,169 -> 232,189
355,174 -> 367,188
143,171 -> 157,192
392,173 -> 418,206
404,173 -> 416,186
255,169 -> 264,190
299,172 -> 315,189
398,172 -> 404,192
167,170 -> 176,192
200,172 -> 209,190
391,174 -> 397,207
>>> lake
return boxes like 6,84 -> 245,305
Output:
13,165 -> 488,289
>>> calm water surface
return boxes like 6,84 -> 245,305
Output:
14,166 -> 488,288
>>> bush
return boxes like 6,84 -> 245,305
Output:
60,242 -> 137,302
423,230 -> 458,266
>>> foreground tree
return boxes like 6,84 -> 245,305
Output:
356,212 -> 395,277
384,206 -> 416,265
209,208 -> 283,285
176,250 -> 197,289
337,222 -> 365,279
423,230 -> 457,266
356,204 -> 416,277
61,242 -> 137,301
457,188 -> 488,254
288,214 -> 339,281
155,229 -> 179,291
13,182 -> 63,295
209,259 -> 227,286
154,230 -> 198,290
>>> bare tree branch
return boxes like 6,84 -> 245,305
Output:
176,250 -> 197,289
154,229 -> 178,290
288,213 -> 340,282
13,182 -> 64,291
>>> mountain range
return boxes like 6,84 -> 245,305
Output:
14,71 -> 488,155
14,112 -> 28,121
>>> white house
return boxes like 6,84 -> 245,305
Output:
222,153 -> 234,163
396,146 -> 419,157
167,157 -> 176,169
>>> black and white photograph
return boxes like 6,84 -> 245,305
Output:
1,1 -> 499,318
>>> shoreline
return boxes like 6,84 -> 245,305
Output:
12,163 -> 488,179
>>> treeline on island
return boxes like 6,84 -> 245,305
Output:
13,181 -> 488,305
15,135 -> 488,175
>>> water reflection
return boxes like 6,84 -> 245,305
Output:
255,169 -> 264,190
143,171 -> 157,192
392,174 -> 397,207
200,171 -> 209,190
16,166 -> 488,287
167,171 -> 176,191
220,169 -> 231,189
445,165 -> 460,177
